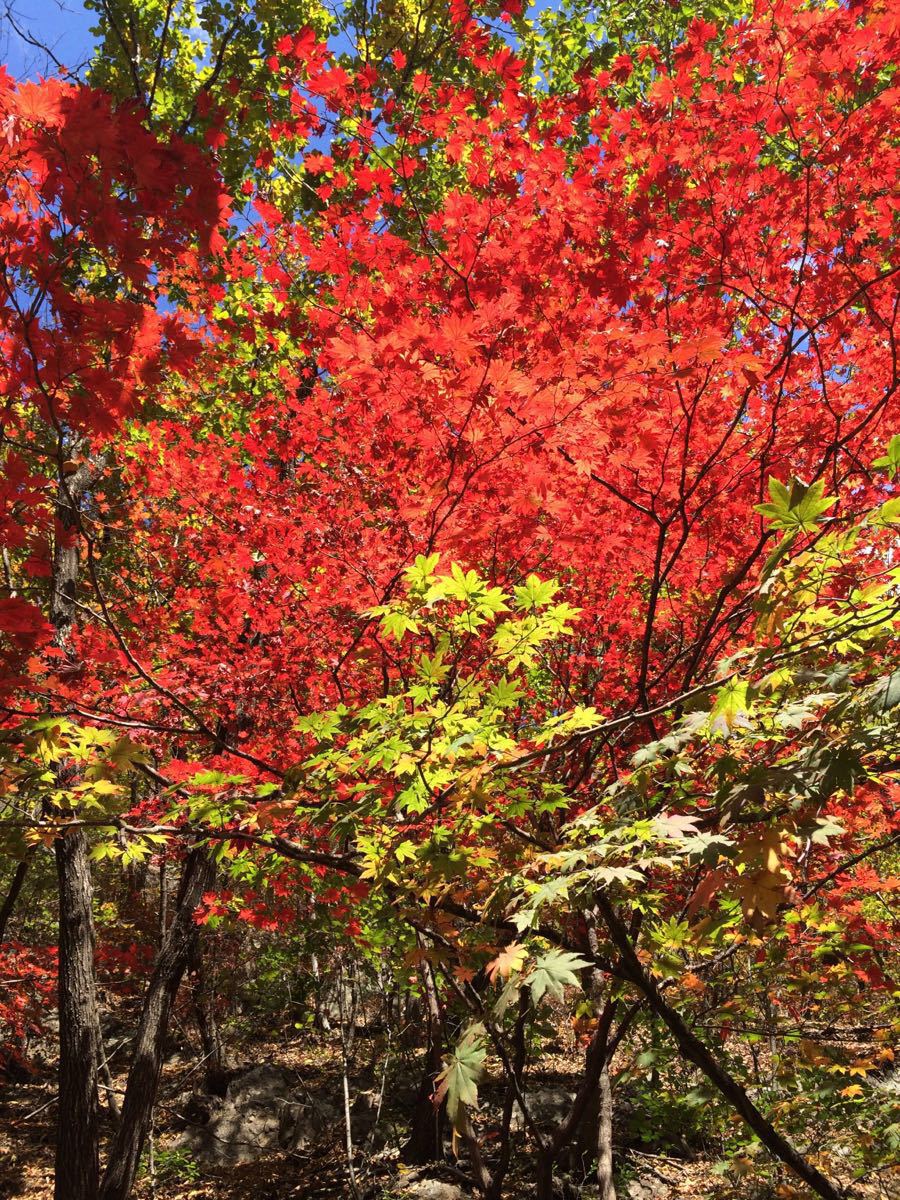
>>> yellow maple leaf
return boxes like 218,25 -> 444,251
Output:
736,829 -> 794,929
486,941 -> 527,983
847,1061 -> 872,1077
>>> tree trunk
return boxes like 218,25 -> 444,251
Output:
190,934 -> 227,1086
458,1107 -> 492,1195
401,956 -> 447,1165
597,1063 -> 616,1200
310,952 -> 331,1031
594,894 -> 843,1200
52,457 -> 103,1200
403,1041 -> 446,1164
535,998 -> 618,1200
0,855 -> 31,943
55,828 -> 101,1200
535,1152 -> 555,1200
98,848 -> 215,1200
158,855 -> 168,946
485,987 -> 529,1200
98,1031 -> 121,1124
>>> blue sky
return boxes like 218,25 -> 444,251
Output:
2,0 -> 561,82
3,0 -> 96,79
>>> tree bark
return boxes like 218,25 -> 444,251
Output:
54,827 -> 101,1200
98,1032 -> 121,1124
0,855 -> 31,943
158,855 -> 168,947
401,956 -> 447,1165
310,952 -> 332,1031
594,893 -> 843,1200
98,848 -> 215,1200
535,1000 -> 617,1200
52,456 -> 103,1200
596,1062 -> 616,1200
535,1153 -> 555,1200
190,934 -> 227,1085
485,987 -> 530,1200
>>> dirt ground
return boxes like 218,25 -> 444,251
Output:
2,1033 -> 898,1200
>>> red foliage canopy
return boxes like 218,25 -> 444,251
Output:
85,0 -> 899,772
1,0 -> 897,906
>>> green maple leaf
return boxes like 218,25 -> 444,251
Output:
513,574 -> 560,611
709,678 -> 752,735
755,477 -> 837,532
872,434 -> 900,479
525,949 -> 591,1004
434,1024 -> 486,1128
872,496 -> 900,525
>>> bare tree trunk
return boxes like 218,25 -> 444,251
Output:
535,998 -> 618,1200
485,987 -> 530,1200
594,893 -> 842,1200
52,457 -> 102,1200
310,952 -> 331,1031
98,1032 -> 121,1124
597,1063 -> 616,1200
190,934 -> 226,1084
158,856 -> 168,946
535,1152 -> 555,1200
458,1108 -> 492,1195
402,955 -> 447,1165
55,827 -> 101,1200
338,963 -> 362,1200
585,944 -> 621,1200
98,848 -> 215,1200
0,855 -> 31,943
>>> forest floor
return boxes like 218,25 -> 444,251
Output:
2,1025 -> 898,1200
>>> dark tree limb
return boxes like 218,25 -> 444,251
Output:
594,892 -> 844,1200
54,828 -> 101,1200
402,949 -> 448,1165
485,986 -> 530,1200
0,854 -> 31,944
597,1061 -> 616,1200
51,455 -> 102,1200
98,847 -> 216,1200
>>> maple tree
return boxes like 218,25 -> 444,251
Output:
0,0 -> 898,1198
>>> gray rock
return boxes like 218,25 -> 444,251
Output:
177,1064 -> 336,1165
398,1181 -> 468,1200
509,1086 -> 577,1133
626,1172 -> 669,1200
873,1066 -> 900,1095
627,1182 -> 662,1200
